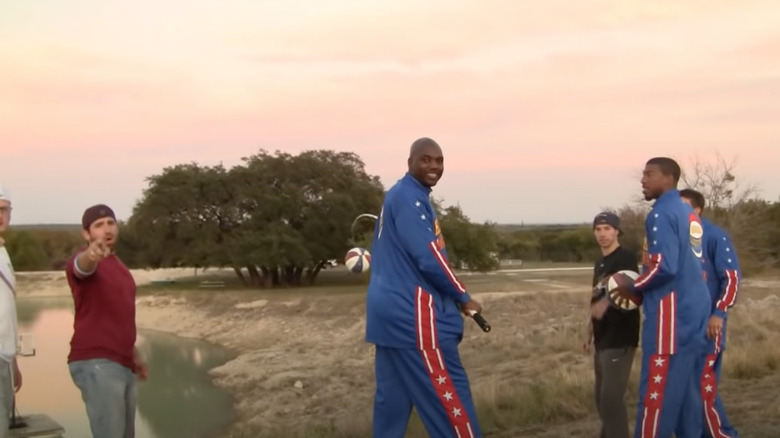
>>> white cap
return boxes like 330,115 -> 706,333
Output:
0,184 -> 10,205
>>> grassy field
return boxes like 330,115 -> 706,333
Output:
135,266 -> 780,438
136,262 -> 593,297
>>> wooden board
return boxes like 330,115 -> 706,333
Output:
8,414 -> 64,438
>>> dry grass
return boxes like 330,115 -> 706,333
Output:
131,269 -> 780,438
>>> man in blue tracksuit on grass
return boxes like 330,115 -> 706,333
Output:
365,137 -> 483,438
607,157 -> 711,438
680,188 -> 741,438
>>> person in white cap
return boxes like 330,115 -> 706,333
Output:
0,184 -> 22,438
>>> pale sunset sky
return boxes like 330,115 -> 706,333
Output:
1,1 -> 778,225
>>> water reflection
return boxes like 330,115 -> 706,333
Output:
14,298 -> 235,438
136,330 -> 236,438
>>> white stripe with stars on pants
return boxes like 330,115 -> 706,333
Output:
371,288 -> 481,438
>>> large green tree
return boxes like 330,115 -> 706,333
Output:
125,150 -> 384,287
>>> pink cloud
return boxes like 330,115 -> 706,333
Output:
1,0 -> 779,224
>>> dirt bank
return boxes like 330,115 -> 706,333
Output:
16,270 -> 780,437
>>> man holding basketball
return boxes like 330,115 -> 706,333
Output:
586,212 -> 639,438
66,204 -> 149,438
365,137 -> 483,438
680,188 -> 741,438
607,157 -> 711,438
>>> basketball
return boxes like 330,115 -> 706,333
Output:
606,270 -> 642,310
344,247 -> 371,273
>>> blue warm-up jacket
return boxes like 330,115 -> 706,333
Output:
701,218 -> 740,319
702,218 -> 741,352
365,173 -> 471,349
633,189 -> 711,355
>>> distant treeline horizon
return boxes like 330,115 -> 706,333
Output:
9,222 -> 588,231
4,151 -> 777,280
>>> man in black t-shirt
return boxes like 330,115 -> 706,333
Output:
585,212 -> 640,438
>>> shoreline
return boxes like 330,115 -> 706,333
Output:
134,296 -> 249,435
17,293 -> 264,435
15,268 -> 378,434
15,268 -> 263,435
132,292 -> 379,434
17,269 -> 780,437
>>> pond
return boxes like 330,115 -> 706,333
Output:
14,298 -> 236,438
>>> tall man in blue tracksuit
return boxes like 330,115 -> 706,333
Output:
609,157 -> 711,438
365,137 -> 483,438
680,189 -> 741,438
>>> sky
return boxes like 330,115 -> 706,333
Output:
1,0 -> 778,225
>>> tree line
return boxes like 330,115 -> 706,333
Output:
497,157 -> 780,275
3,226 -> 84,272
4,151 -> 778,282
496,198 -> 779,275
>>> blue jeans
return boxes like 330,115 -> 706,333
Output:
69,359 -> 136,438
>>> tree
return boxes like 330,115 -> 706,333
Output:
611,204 -> 650,261
5,231 -> 48,271
4,227 -> 84,271
721,198 -> 780,274
677,154 -> 776,273
126,150 -> 385,287
124,163 -> 238,271
537,228 -> 594,263
605,155 -> 777,274
434,203 -> 500,272
39,229 -> 85,269
680,154 -> 757,227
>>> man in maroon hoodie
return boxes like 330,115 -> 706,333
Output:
66,204 -> 149,438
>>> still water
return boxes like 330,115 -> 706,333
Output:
14,298 -> 236,438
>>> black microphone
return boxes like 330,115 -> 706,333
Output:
467,309 -> 491,333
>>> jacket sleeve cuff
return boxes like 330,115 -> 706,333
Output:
458,292 -> 472,304
713,308 -> 727,319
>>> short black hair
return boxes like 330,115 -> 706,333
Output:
646,157 -> 681,185
409,137 -> 440,158
680,188 -> 706,211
